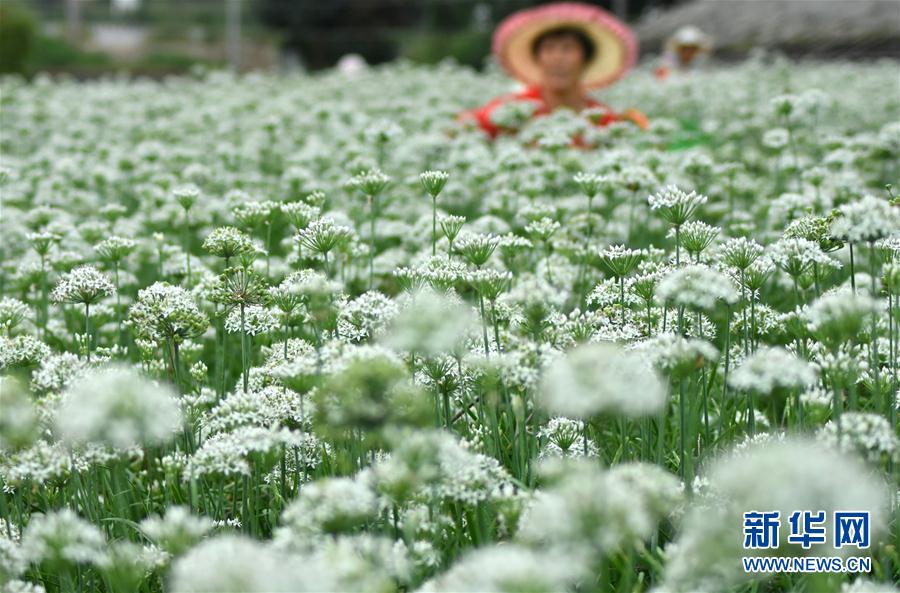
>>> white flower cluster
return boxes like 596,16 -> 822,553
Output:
276,476 -> 377,540
183,426 -> 297,480
94,235 -> 137,262
537,417 -> 598,460
419,544 -> 585,593
540,342 -> 665,419
429,432 -> 513,506
818,412 -> 900,465
517,460 -> 682,555
830,195 -> 900,243
140,506 -> 214,556
629,333 -> 719,379
805,290 -> 879,343
379,289 -> 476,355
419,170 -> 450,198
224,304 -> 278,336
656,264 -> 738,311
768,237 -> 834,276
728,346 -> 817,397
648,185 -> 708,226
50,265 -> 115,305
128,282 -> 208,345
0,297 -> 29,334
204,385 -> 306,434
169,535 -> 304,593
202,226 -> 254,259
54,365 -> 183,449
0,336 -> 51,370
0,440 -> 72,488
338,290 -> 399,343
21,509 -> 106,566
661,438 -> 889,592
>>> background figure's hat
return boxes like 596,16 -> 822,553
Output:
492,2 -> 638,90
666,25 -> 714,51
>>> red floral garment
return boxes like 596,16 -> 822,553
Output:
458,84 -> 648,140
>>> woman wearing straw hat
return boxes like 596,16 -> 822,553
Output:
655,25 -> 713,80
459,2 -> 649,141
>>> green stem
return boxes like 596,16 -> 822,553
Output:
491,300 -> 502,354
479,295 -> 490,357
831,371 -> 843,439
698,312 -> 709,448
741,271 -> 749,358
869,242 -> 883,413
113,262 -> 123,348
84,302 -> 91,362
679,377 -> 689,491
368,194 -> 376,290
890,293 -> 897,423
722,303 -> 731,404
750,296 -> 757,352
813,262 -> 820,298
675,225 -> 681,266
265,222 -> 272,277
167,338 -> 182,393
748,392 -> 756,436
240,303 -> 248,393
183,209 -> 191,284
586,194 -> 594,239
677,305 -> 690,490
431,195 -> 437,257
627,188 -> 637,243
39,255 -> 48,336
219,307 -> 227,398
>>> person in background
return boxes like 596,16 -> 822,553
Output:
655,25 -> 713,80
337,53 -> 367,77
458,2 -> 649,141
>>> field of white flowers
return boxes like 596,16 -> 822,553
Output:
0,55 -> 898,593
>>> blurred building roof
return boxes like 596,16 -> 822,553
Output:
636,0 -> 900,57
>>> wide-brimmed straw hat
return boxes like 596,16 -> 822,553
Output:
492,2 -> 638,90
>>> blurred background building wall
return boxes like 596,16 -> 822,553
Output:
636,0 -> 900,59
2,0 -> 898,77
